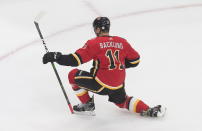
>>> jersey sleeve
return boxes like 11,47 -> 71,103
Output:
56,40 -> 98,67
75,40 -> 98,64
56,53 -> 82,67
125,42 -> 140,68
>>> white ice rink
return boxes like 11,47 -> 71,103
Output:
0,0 -> 202,131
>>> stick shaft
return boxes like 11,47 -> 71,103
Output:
34,21 -> 74,114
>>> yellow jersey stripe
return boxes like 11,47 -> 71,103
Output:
133,99 -> 140,113
93,60 -> 98,76
95,77 -> 123,90
75,76 -> 93,79
130,60 -> 140,64
76,90 -> 88,96
97,86 -> 105,92
78,86 -> 105,93
72,53 -> 81,65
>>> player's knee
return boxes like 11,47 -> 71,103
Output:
68,68 -> 79,84
115,96 -> 133,109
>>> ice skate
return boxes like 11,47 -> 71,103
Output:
73,98 -> 96,116
140,105 -> 166,117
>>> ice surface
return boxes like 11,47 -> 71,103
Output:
0,0 -> 202,131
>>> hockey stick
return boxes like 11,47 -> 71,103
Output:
34,12 -> 74,114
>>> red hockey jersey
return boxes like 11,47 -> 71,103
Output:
75,36 -> 140,90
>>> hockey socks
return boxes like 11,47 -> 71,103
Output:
128,97 -> 149,113
115,96 -> 149,113
68,69 -> 90,103
74,88 -> 90,104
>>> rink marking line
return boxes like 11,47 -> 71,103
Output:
0,23 -> 90,61
0,40 -> 39,61
0,3 -> 202,62
111,3 -> 202,19
83,1 -> 102,16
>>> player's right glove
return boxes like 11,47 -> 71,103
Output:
43,52 -> 62,64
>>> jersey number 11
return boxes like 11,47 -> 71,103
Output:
106,49 -> 124,70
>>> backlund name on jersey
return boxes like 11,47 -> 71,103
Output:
99,42 -> 123,49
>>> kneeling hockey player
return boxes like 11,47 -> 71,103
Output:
43,17 -> 166,117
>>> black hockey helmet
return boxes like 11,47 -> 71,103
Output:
93,17 -> 110,32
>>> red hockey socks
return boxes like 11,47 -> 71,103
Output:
128,97 -> 149,113
73,87 -> 90,104
115,96 -> 149,113
68,69 -> 90,104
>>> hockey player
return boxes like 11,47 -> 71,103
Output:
42,17 -> 166,117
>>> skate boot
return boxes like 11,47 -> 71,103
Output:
140,105 -> 166,117
73,97 -> 95,116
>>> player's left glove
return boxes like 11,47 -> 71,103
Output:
43,52 -> 62,64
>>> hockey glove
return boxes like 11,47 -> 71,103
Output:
43,52 -> 62,64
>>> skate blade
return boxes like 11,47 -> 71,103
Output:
74,110 -> 96,116
157,106 -> 167,117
